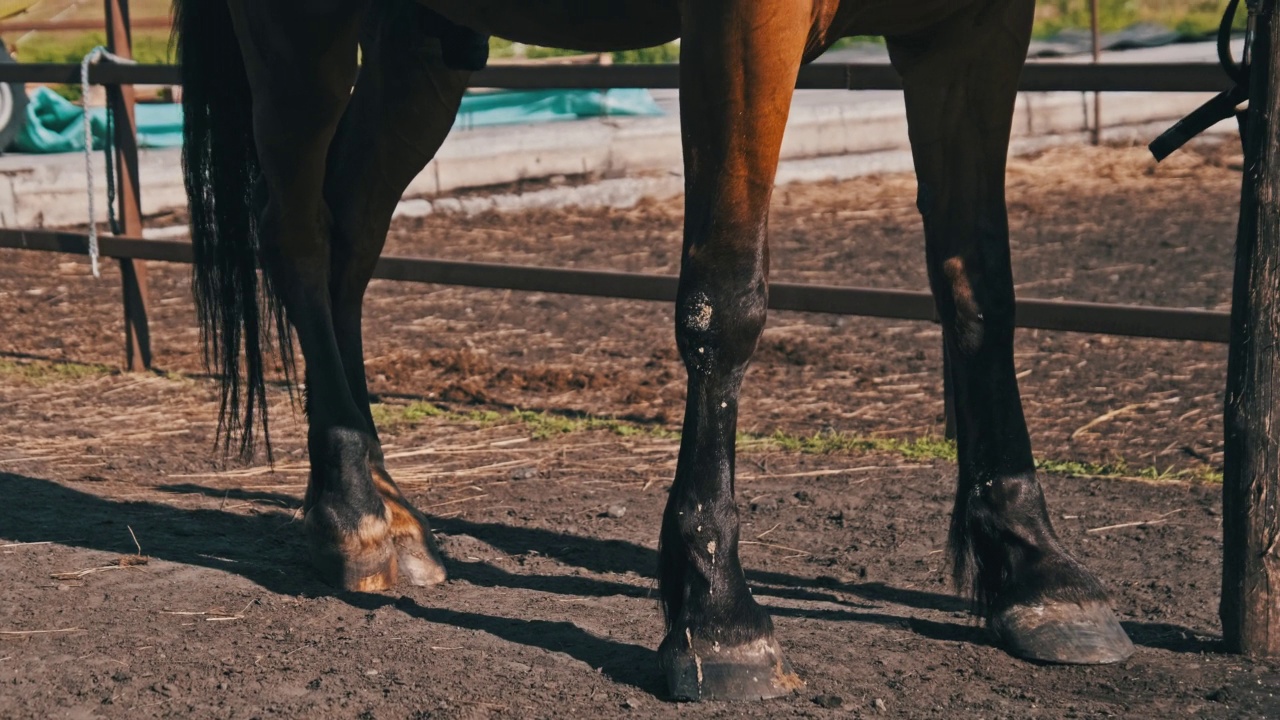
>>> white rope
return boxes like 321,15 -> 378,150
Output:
80,46 -> 136,278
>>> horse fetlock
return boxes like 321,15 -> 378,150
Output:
948,473 -> 1131,662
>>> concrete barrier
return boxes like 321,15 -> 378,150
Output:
0,86 -> 1235,229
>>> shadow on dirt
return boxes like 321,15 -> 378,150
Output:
348,592 -> 664,694
2,472 -> 1213,661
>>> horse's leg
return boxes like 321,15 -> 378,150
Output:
228,1 -> 399,591
888,0 -> 1134,663
324,2 -> 477,586
657,1 -> 809,702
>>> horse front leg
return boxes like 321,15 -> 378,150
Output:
889,0 -> 1133,664
325,1 -> 479,586
657,0 -> 810,702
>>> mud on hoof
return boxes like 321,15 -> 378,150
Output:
993,600 -> 1134,665
305,507 -> 398,592
659,633 -> 803,702
372,466 -> 447,586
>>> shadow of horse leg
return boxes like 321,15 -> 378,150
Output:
228,1 -> 400,592
655,1 -> 812,702
889,0 -> 1133,665
325,1 -> 480,587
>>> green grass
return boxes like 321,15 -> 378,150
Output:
1034,0 -> 1246,38
0,356 -> 1222,483
369,398 -> 1221,484
9,30 -> 173,100
0,358 -> 114,385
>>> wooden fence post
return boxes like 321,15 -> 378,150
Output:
1222,0 -> 1280,657
1089,0 -> 1102,145
105,0 -> 151,371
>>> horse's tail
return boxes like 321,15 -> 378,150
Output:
175,0 -> 292,459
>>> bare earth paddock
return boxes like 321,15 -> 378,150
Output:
2,143 -> 1279,718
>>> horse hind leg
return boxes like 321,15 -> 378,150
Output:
229,1 -> 402,591
888,0 -> 1133,664
656,1 -> 812,702
325,2 -> 478,586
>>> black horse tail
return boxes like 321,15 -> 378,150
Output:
175,0 -> 292,459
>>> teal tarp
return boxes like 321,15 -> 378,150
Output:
14,86 -> 183,153
13,86 -> 664,154
453,88 -> 663,129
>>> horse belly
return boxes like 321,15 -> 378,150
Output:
419,0 -> 680,52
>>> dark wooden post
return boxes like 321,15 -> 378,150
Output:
1222,0 -> 1280,657
105,0 -> 152,371
1089,0 -> 1102,145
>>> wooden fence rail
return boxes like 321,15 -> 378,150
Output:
0,60 -> 1238,92
0,46 -> 1241,368
0,229 -> 1233,344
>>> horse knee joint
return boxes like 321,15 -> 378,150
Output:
675,281 -> 766,375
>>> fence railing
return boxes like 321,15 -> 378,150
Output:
0,5 -> 1240,373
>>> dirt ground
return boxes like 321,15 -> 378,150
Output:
2,142 -> 1278,718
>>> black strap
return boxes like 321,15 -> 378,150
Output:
1150,0 -> 1248,161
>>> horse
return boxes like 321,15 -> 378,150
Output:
174,0 -> 1135,701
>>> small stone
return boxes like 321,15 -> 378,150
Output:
217,682 -> 228,691
606,504 -> 627,519
813,694 -> 843,709
622,698 -> 639,709
504,661 -> 532,673
873,698 -> 887,713
365,669 -> 379,676
510,466 -> 539,480
1206,687 -> 1231,703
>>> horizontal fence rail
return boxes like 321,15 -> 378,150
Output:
0,229 -> 1231,344
0,17 -> 170,32
0,55 -> 1238,363
0,62 -> 1237,93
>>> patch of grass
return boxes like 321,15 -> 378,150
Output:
1033,0 -> 1246,39
10,30 -> 173,100
0,358 -> 114,385
369,399 -> 1218,484
371,400 -> 678,441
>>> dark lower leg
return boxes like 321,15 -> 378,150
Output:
657,1 -> 809,701
231,0 -> 396,591
254,187 -> 395,591
324,0 -> 473,586
892,0 -> 1131,663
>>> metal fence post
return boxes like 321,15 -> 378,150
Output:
105,0 -> 151,371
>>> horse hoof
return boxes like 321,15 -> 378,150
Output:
660,635 -> 803,702
394,534 -> 447,587
306,511 -> 399,592
372,467 -> 448,586
993,600 -> 1134,665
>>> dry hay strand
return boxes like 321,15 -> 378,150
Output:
50,554 -> 150,580
1086,509 -> 1184,534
